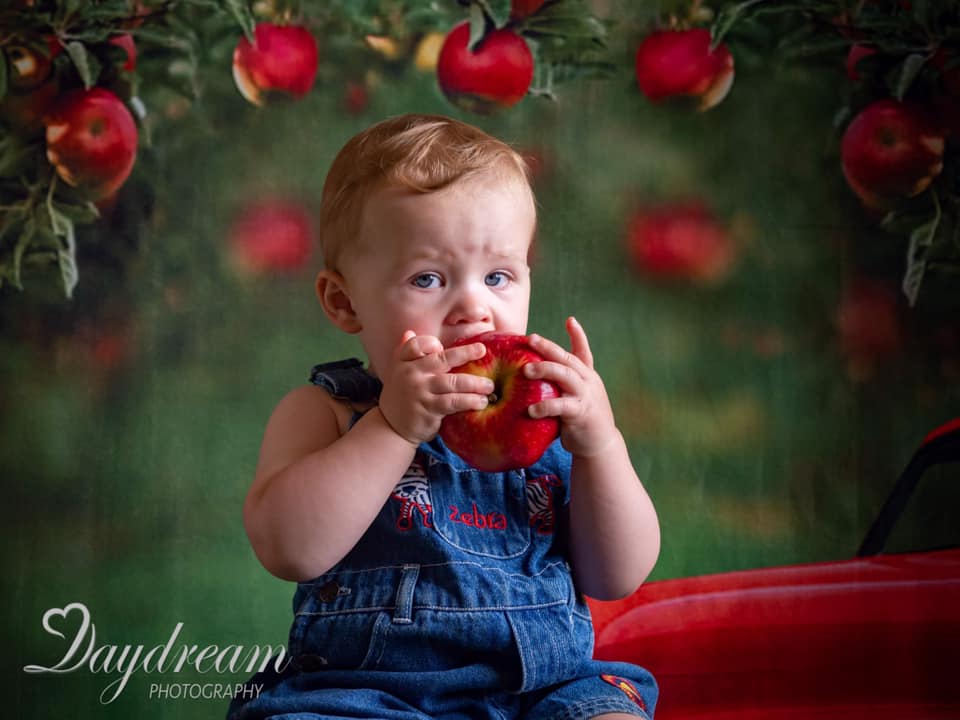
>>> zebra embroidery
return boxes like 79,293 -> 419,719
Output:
526,473 -> 561,535
391,460 -> 433,531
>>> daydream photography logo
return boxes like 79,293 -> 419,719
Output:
23,602 -> 289,704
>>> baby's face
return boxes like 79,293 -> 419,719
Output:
340,172 -> 535,377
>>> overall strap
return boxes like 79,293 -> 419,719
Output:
308,358 -> 382,428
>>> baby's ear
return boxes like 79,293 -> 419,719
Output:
316,270 -> 362,333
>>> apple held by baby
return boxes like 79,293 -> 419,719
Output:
440,332 -> 560,473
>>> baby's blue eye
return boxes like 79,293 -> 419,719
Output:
485,271 -> 509,287
412,273 -> 441,289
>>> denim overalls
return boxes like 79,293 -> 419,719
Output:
228,360 -> 657,720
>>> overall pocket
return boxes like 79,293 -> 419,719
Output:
429,461 -> 532,559
290,608 -> 391,672
289,578 -> 393,672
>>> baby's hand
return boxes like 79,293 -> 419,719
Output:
378,330 -> 494,446
524,317 -> 618,458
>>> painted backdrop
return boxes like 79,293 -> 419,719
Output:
3,1 -> 958,718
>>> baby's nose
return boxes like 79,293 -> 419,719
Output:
447,288 -> 491,324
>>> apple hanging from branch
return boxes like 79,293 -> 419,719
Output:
436,21 -> 534,114
840,99 -> 945,209
232,22 -> 319,106
439,332 -> 560,473
44,87 -> 139,200
109,33 -> 137,72
5,38 -> 60,90
635,28 -> 735,111
510,0 -> 546,20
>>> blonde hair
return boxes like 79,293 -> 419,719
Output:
318,113 -> 533,270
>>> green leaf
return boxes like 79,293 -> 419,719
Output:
473,0 -> 511,29
711,0 -> 775,48
9,216 -> 37,291
47,202 -> 78,298
0,134 -> 41,178
0,202 -> 23,241
225,0 -> 256,40
832,104 -> 852,132
901,193 -> 941,307
468,3 -> 488,51
888,53 -> 930,100
53,200 -> 100,224
64,40 -> 102,89
522,15 -> 608,41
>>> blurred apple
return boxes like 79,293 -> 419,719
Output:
0,37 -> 61,132
626,201 -> 735,284
343,80 -> 369,115
840,99 -> 945,209
413,32 -> 445,72
635,29 -> 734,111
364,35 -> 404,62
109,33 -> 137,72
836,280 -> 901,381
437,22 -> 534,114
5,38 -> 59,90
845,43 -> 877,81
232,23 -> 319,106
510,0 -> 546,19
228,199 -> 313,275
45,88 -> 138,200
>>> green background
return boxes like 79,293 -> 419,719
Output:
4,9 -> 958,719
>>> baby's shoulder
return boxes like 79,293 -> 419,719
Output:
271,383 -> 355,438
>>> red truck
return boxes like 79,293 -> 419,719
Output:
590,419 -> 960,720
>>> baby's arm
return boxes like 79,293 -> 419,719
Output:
526,318 -> 660,601
243,333 -> 492,582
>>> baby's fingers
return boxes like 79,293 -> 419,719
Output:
566,317 -> 594,369
528,396 -> 575,420
435,392 -> 490,415
430,371 -> 495,397
397,332 -> 444,361
523,359 -> 580,391
527,333 -> 585,373
441,341 -> 487,369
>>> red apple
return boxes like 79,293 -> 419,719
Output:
437,21 -> 534,114
228,199 -> 313,274
232,23 -> 319,106
0,38 -> 61,132
5,38 -> 59,90
840,99 -> 945,209
109,34 -> 137,72
511,0 -> 546,19
44,88 -> 138,200
343,80 -> 369,115
626,201 -> 734,283
845,43 -> 877,82
439,332 -> 560,472
635,28 -> 734,111
836,280 -> 901,381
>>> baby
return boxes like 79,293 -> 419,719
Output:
230,113 -> 660,720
